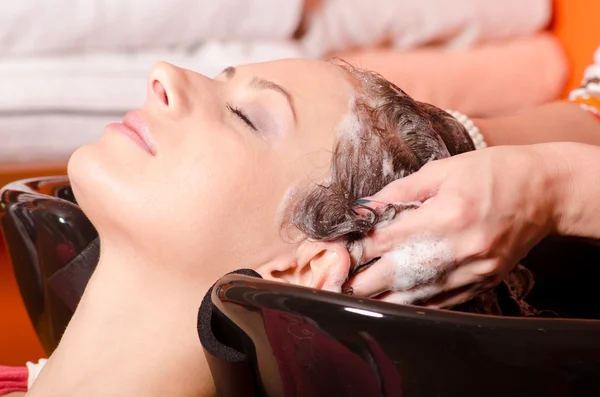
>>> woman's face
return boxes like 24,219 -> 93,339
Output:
68,59 -> 355,276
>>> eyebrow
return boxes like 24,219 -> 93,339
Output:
221,66 -> 297,123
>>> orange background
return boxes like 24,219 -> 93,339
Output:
552,0 -> 600,96
1,0 -> 600,366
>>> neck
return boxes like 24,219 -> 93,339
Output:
28,245 -> 216,397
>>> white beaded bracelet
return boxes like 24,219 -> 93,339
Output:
445,109 -> 488,150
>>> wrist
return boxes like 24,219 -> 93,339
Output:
533,142 -> 600,238
472,116 -> 530,147
530,143 -> 571,236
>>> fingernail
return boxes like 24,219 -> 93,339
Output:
352,258 -> 378,276
354,199 -> 372,205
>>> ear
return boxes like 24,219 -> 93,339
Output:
258,241 -> 352,293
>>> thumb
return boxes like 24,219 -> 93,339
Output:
359,162 -> 444,206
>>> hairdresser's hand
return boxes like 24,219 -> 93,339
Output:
345,145 -> 563,308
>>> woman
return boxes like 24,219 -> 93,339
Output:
0,58 -> 475,397
5,57 -> 598,396
348,47 -> 600,308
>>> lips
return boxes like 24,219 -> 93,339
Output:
122,110 -> 157,155
107,110 -> 157,156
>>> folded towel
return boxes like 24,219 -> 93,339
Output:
0,41 -> 305,112
0,366 -> 27,395
0,0 -> 303,56
336,33 -> 568,117
0,360 -> 46,396
302,0 -> 552,57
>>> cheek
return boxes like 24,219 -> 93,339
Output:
68,142 -> 136,232
68,133 -> 157,227
126,133 -> 290,262
171,143 -> 288,249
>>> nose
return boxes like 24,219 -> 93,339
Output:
147,62 -> 191,115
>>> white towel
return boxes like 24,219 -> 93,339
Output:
0,0 -> 303,56
0,41 -> 306,112
302,0 -> 552,57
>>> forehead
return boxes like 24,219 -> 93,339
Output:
234,58 -> 355,121
234,58 -> 352,89
234,59 -> 357,181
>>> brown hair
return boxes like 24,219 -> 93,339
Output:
287,63 -> 539,317
289,63 -> 474,247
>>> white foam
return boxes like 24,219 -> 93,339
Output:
387,235 -> 453,295
336,102 -> 362,147
381,150 -> 394,178
383,284 -> 443,305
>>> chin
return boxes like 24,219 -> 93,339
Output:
67,141 -> 165,247
67,142 -> 125,234
68,144 -> 100,222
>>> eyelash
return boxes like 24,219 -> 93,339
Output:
227,104 -> 257,131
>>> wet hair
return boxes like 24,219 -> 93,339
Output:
287,63 -> 539,317
288,63 -> 474,247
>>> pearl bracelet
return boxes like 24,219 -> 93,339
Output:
445,109 -> 488,150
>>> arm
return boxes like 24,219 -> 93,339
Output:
475,46 -> 600,147
345,138 -> 600,307
475,101 -> 600,147
470,46 -> 600,238
346,141 -> 600,307
347,48 -> 600,307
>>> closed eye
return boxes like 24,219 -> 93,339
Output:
227,104 -> 257,131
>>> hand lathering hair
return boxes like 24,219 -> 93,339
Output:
288,62 -> 540,317
289,62 -> 474,245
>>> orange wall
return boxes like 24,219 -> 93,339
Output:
551,0 -> 600,96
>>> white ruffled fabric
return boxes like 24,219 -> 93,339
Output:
583,46 -> 600,83
569,46 -> 600,100
26,359 -> 47,389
